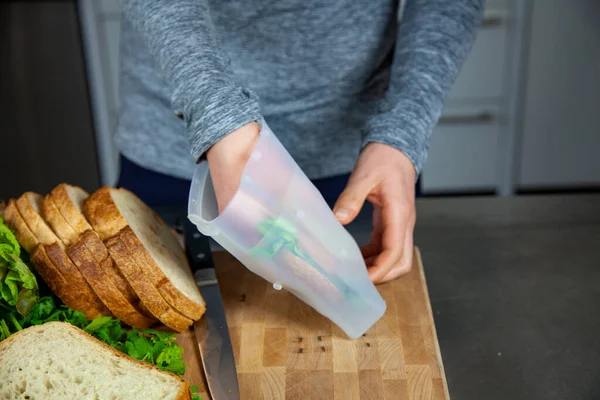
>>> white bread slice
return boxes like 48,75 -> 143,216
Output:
84,187 -> 205,321
50,183 -> 93,235
0,322 -> 190,400
13,192 -> 111,318
105,235 -> 193,332
67,231 -> 157,329
41,193 -> 79,247
3,201 -> 105,320
16,192 -> 63,249
3,200 -> 38,254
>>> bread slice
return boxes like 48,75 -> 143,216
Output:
2,200 -> 38,254
13,192 -> 111,319
50,183 -> 93,235
31,245 -> 107,320
16,192 -> 63,249
41,193 -> 80,247
44,243 -> 112,318
84,187 -> 205,321
0,322 -> 190,400
67,231 -> 156,328
105,235 -> 193,332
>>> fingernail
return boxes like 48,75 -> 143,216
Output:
335,208 -> 349,220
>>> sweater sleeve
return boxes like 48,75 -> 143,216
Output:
120,0 -> 263,162
361,0 -> 485,176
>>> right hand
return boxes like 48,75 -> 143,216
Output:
206,122 -> 260,213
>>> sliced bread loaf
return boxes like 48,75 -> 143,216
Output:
84,188 -> 205,321
105,235 -> 193,332
0,322 -> 190,400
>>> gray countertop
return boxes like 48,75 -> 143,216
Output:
345,194 -> 600,400
168,193 -> 600,400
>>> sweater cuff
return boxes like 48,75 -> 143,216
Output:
185,86 -> 263,163
361,107 -> 433,178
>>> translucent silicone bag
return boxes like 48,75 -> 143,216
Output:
187,120 -> 386,338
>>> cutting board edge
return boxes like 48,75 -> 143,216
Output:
415,246 -> 451,400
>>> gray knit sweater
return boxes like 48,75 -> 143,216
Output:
115,0 -> 484,180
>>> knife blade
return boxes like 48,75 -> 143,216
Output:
182,218 -> 240,400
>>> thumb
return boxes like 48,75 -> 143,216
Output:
333,177 -> 373,225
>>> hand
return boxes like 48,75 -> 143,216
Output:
206,122 -> 260,213
333,143 -> 416,284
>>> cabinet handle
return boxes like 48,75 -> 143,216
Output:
438,112 -> 494,125
481,14 -> 503,28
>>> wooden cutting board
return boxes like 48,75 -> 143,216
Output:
176,247 -> 449,400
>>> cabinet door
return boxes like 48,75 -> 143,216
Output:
447,0 -> 510,101
421,104 -> 502,194
518,0 -> 600,189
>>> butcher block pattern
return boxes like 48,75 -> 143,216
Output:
176,247 -> 449,399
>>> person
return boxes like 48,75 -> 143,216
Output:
115,0 -> 484,284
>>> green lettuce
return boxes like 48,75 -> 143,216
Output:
0,216 -> 39,322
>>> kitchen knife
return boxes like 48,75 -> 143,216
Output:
182,218 -> 240,400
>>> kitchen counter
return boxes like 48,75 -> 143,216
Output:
161,193 -> 600,400
348,193 -> 600,400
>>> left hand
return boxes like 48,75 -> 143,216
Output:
333,143 -> 416,284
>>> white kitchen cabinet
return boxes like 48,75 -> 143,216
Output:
421,104 -> 503,193
447,0 -> 510,101
517,0 -> 600,189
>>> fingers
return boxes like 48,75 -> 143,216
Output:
360,206 -> 383,259
333,177 -> 375,225
379,226 -> 414,283
367,201 -> 406,283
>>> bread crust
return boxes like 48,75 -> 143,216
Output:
83,187 -> 127,240
80,229 -> 139,303
30,245 -> 106,320
68,233 -> 156,329
0,322 -> 191,400
50,183 -> 93,234
44,242 -> 112,318
41,193 -> 79,246
3,199 -> 38,254
16,192 -> 62,248
105,236 -> 193,332
121,227 -> 206,321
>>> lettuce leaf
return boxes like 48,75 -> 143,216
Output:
0,218 -> 38,313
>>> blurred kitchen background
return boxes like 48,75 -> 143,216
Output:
1,0 -> 599,199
